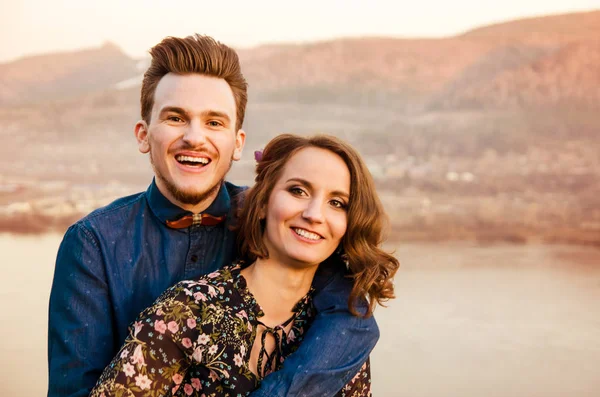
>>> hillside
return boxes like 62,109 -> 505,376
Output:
0,42 -> 139,106
431,39 -> 600,109
1,10 -> 599,245
1,11 -> 599,111
461,10 -> 600,45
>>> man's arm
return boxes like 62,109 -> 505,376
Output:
250,271 -> 379,397
48,223 -> 116,397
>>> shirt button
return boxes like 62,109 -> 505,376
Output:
190,255 -> 198,262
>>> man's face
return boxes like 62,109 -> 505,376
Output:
135,73 -> 245,211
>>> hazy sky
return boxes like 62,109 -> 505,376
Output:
1,0 -> 598,62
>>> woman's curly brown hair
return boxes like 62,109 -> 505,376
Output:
236,134 -> 399,317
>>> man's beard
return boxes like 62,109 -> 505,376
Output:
150,150 -> 233,206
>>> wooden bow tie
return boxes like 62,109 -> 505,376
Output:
166,213 -> 226,229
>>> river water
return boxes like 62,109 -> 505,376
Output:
1,234 -> 599,396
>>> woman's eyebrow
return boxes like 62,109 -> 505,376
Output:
286,178 -> 349,198
286,177 -> 311,187
331,190 -> 350,199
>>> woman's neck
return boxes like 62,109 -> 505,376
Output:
240,258 -> 318,327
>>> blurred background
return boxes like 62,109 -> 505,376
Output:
1,1 -> 599,396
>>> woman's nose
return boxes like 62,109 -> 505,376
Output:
302,199 -> 324,223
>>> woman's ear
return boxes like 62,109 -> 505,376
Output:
257,200 -> 267,220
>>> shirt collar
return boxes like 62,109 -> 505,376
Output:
145,178 -> 231,225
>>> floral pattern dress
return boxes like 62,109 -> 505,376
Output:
90,264 -> 370,397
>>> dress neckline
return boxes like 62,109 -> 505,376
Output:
229,262 -> 315,379
230,261 -> 314,324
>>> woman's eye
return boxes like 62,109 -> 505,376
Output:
289,187 -> 306,196
330,199 -> 347,209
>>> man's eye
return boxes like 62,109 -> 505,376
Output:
208,121 -> 222,127
168,116 -> 183,122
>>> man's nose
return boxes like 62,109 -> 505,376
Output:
302,199 -> 325,223
182,120 -> 208,147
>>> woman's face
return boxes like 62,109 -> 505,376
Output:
262,146 -> 350,268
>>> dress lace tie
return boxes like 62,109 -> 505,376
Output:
255,314 -> 297,379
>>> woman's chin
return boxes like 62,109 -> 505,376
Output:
286,255 -> 330,268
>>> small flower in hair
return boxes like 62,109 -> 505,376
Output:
254,150 -> 263,162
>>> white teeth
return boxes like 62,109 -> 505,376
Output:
176,155 -> 209,164
293,228 -> 321,241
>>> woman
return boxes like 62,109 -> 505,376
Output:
90,134 -> 399,396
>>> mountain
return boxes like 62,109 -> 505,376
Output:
460,10 -> 600,45
239,37 -> 493,107
1,10 -> 599,111
240,10 -> 600,109
433,39 -> 600,110
0,42 -> 139,106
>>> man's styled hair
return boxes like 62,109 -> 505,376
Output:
141,34 -> 248,131
236,134 -> 399,317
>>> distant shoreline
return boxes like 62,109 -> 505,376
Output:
2,213 -> 598,249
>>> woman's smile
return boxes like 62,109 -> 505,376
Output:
291,226 -> 323,242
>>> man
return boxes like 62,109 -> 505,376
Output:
48,34 -> 378,397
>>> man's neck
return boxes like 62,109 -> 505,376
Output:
155,180 -> 220,214
172,197 -> 216,214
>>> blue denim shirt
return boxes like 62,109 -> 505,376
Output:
48,179 -> 378,397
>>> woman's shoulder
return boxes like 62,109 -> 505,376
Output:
164,263 -> 244,303
183,263 -> 241,287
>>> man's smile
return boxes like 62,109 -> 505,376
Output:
175,154 -> 211,168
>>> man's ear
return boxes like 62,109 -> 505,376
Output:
232,129 -> 246,161
134,120 -> 150,154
